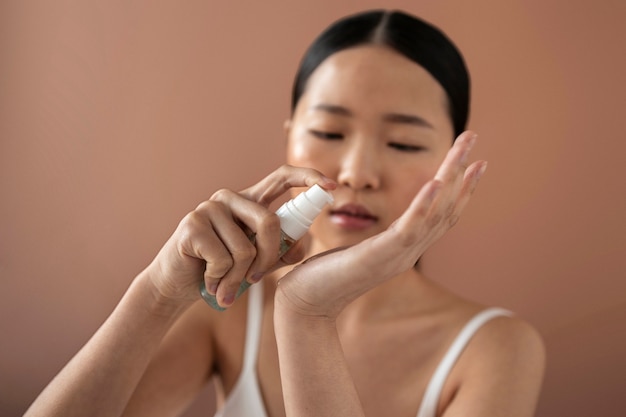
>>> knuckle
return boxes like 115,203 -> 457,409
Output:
195,199 -> 221,213
272,165 -> 295,183
205,257 -> 233,278
467,181 -> 479,196
278,164 -> 293,173
257,212 -> 281,234
221,277 -> 244,295
230,244 -> 257,262
444,202 -> 456,218
203,271 -> 221,283
209,188 -> 234,202
427,212 -> 443,228
448,214 -> 460,228
178,211 -> 203,238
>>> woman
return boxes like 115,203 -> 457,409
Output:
26,9 -> 545,417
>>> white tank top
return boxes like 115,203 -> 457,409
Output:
214,283 -> 512,417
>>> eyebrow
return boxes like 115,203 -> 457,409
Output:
312,103 -> 434,129
312,103 -> 353,116
383,113 -> 434,129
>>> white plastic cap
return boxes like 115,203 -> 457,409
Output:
275,184 -> 334,240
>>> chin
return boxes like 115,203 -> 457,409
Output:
312,231 -> 375,253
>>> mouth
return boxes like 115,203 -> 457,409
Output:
329,203 -> 378,230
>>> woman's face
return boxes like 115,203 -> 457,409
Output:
286,45 -> 455,252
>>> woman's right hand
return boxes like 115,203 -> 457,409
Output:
22,167 -> 336,417
144,165 -> 336,308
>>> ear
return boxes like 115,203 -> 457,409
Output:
283,119 -> 292,137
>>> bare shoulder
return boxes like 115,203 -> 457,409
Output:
425,281 -> 545,366
467,312 -> 546,368
442,310 -> 546,417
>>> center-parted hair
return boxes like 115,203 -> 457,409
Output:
291,10 -> 470,139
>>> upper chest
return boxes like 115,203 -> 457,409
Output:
216,299 -> 467,417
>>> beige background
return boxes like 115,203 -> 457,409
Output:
1,1 -> 625,416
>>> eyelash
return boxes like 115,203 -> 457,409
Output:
309,130 -> 343,140
388,143 -> 425,153
309,130 -> 425,153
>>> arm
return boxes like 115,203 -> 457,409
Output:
24,270 -> 196,417
274,306 -> 365,417
121,300 -> 217,417
25,166 -> 336,417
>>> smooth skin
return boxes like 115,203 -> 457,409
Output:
25,46 -> 545,417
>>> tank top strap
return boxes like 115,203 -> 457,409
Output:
241,282 -> 264,371
416,307 -> 513,417
213,283 -> 268,417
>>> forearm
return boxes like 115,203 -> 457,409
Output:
274,300 -> 365,417
25,270 -> 194,417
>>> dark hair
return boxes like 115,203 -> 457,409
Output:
291,10 -> 470,139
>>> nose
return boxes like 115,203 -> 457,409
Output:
336,139 -> 381,190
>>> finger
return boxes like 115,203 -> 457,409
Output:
387,179 -> 444,248
428,131 -> 478,228
195,202 -> 257,307
177,209 -> 234,291
250,233 -> 312,280
273,233 -> 311,269
364,135 -> 477,265
434,131 -> 477,184
274,179 -> 445,314
340,179 -> 444,279
240,165 -> 336,206
447,160 -> 488,227
209,189 -> 282,284
331,180 -> 446,293
391,159 -> 486,257
243,208 -> 282,284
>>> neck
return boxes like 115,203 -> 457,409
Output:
336,267 -> 436,327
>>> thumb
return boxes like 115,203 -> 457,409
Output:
274,233 -> 311,267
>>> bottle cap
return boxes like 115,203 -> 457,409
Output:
276,184 -> 334,240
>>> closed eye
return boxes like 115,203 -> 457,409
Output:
388,142 -> 426,152
309,130 -> 344,140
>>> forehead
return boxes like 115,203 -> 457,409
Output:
297,45 -> 449,118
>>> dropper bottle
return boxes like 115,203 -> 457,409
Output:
200,184 -> 334,310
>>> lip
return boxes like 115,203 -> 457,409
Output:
329,203 -> 378,230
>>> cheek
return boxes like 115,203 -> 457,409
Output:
397,174 -> 430,202
286,137 -> 309,166
286,136 -> 333,174
388,162 -> 441,209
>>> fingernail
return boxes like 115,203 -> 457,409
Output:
321,176 -> 337,188
209,283 -> 218,294
476,162 -> 488,179
428,180 -> 443,201
250,272 -> 264,283
222,294 -> 235,307
460,136 -> 477,163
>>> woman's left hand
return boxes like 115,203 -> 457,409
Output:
275,131 -> 487,319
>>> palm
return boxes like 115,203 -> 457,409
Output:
276,132 -> 484,318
